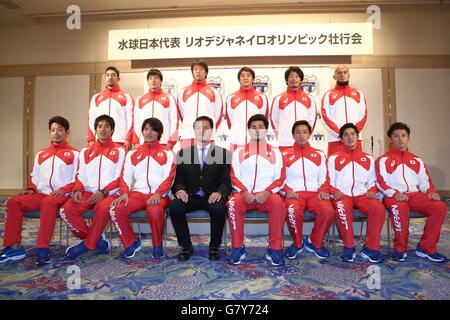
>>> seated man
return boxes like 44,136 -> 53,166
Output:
228,114 -> 286,266
282,120 -> 334,260
60,115 -> 125,259
169,116 -> 231,261
376,122 -> 447,262
111,118 -> 176,259
328,123 -> 386,263
0,116 -> 79,265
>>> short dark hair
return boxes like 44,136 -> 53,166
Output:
339,123 -> 359,138
94,114 -> 115,131
193,116 -> 213,129
387,122 -> 411,137
238,67 -> 255,81
191,59 -> 209,75
146,69 -> 163,81
248,114 -> 269,130
105,66 -> 120,77
285,66 -> 304,83
291,120 -> 311,134
48,116 -> 70,131
141,117 -> 164,140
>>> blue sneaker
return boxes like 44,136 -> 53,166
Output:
341,247 -> 356,262
0,246 -> 25,263
122,239 -> 143,259
265,247 -> 285,266
36,248 -> 51,265
392,250 -> 407,262
304,236 -> 330,259
284,243 -> 303,260
415,244 -> 446,262
96,233 -> 111,254
152,245 -> 165,259
228,246 -> 246,265
66,241 -> 88,259
360,246 -> 382,263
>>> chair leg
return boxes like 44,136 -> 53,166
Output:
59,218 -> 63,252
387,215 -> 391,252
109,221 -> 113,255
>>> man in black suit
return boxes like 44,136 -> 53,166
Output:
170,116 -> 231,261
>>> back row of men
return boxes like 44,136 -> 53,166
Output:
1,112 -> 446,266
87,61 -> 366,155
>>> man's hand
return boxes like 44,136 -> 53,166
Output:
88,141 -> 95,147
132,144 -> 140,150
22,189 -> 35,195
428,192 -> 441,201
318,192 -> 330,200
111,193 -> 128,207
286,190 -> 298,199
394,192 -> 409,201
255,190 -> 271,204
366,191 -> 378,199
147,193 -> 161,206
176,190 -> 189,203
72,190 -> 83,204
87,191 -> 104,205
333,191 -> 345,200
50,189 -> 66,198
166,143 -> 174,150
241,191 -> 255,204
124,141 -> 132,150
208,192 -> 222,204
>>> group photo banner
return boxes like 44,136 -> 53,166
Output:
109,23 -> 373,60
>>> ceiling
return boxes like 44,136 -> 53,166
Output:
0,0 -> 448,26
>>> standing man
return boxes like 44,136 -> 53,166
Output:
60,115 -> 126,259
270,66 -> 317,152
225,67 -> 269,152
111,118 -> 176,259
327,123 -> 386,263
376,122 -> 447,262
177,60 -> 223,149
133,69 -> 178,149
87,66 -> 134,149
228,114 -> 286,266
283,120 -> 334,260
0,116 -> 79,265
170,116 -> 231,261
321,65 -> 368,155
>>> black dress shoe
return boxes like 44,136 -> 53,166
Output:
178,247 -> 193,261
208,248 -> 220,261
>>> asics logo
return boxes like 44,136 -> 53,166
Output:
336,201 -> 349,230
340,158 -> 346,165
287,204 -> 297,234
391,205 -> 402,233
59,208 -> 80,233
228,197 -> 237,231
109,207 -> 123,236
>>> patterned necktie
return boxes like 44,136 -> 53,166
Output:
200,147 -> 206,170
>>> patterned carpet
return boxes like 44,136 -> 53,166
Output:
0,207 -> 449,300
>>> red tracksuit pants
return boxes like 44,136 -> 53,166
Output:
3,193 -> 70,248
59,193 -> 116,250
285,192 -> 334,249
227,193 -> 286,250
383,192 -> 447,253
332,194 -> 386,250
110,192 -> 170,249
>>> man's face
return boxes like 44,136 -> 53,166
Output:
239,71 -> 254,89
96,120 -> 114,142
341,127 -> 358,149
194,120 -> 213,144
142,124 -> 159,143
287,71 -> 302,89
249,120 -> 267,142
105,70 -> 119,88
49,122 -> 68,145
192,65 -> 207,82
293,125 -> 311,145
148,75 -> 162,91
333,66 -> 350,83
389,129 -> 410,151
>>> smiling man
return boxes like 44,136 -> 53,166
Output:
376,122 -> 447,262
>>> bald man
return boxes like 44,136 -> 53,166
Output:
320,65 -> 368,156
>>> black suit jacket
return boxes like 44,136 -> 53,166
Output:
172,144 -> 232,198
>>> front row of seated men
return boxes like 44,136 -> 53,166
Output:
0,114 -> 447,266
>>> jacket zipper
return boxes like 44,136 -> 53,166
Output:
98,145 -> 103,191
49,152 -> 56,192
350,151 -> 355,197
251,144 -> 259,193
401,152 -> 409,192
301,147 -> 307,191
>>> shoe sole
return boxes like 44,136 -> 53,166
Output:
229,253 -> 246,265
304,242 -> 328,259
360,251 -> 381,263
0,254 -> 25,263
285,247 -> 304,260
415,250 -> 445,262
265,253 -> 284,266
36,259 -> 51,266
152,254 -> 165,259
65,240 -> 84,255
123,244 -> 143,259
341,253 -> 356,262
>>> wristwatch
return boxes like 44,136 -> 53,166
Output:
100,188 -> 109,196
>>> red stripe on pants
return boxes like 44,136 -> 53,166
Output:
227,193 -> 286,250
285,192 -> 334,249
383,192 -> 446,253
